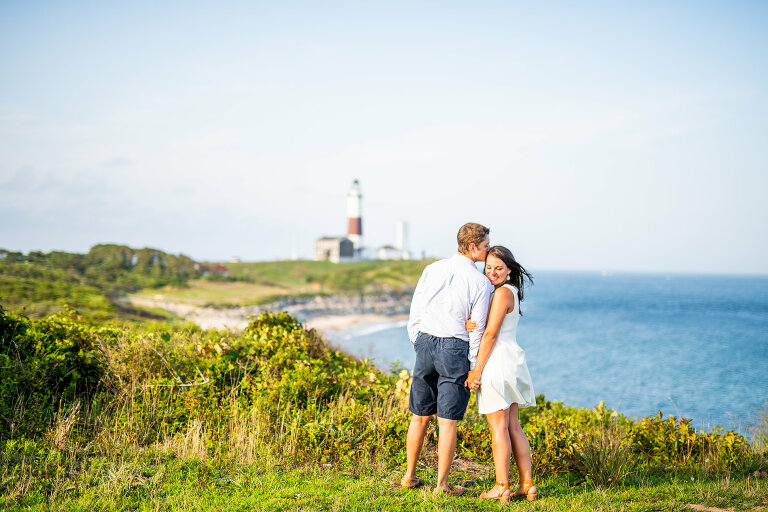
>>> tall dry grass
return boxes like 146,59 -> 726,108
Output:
750,402 -> 768,452
579,426 -> 634,487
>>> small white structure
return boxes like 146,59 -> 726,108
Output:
395,220 -> 411,260
314,236 -> 355,263
377,245 -> 402,260
376,221 -> 412,260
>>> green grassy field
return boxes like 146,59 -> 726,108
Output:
129,279 -> 292,306
129,259 -> 435,307
2,247 -> 431,317
0,245 -> 202,322
222,259 -> 433,294
1,308 -> 765,511
5,457 -> 766,511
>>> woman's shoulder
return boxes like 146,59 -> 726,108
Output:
492,283 -> 516,302
495,283 -> 518,310
501,283 -> 519,293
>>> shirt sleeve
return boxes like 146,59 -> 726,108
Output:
407,266 -> 430,343
467,281 -> 493,369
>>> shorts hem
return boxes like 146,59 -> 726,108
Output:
436,412 -> 465,421
409,406 -> 436,417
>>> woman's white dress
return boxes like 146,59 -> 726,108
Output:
476,284 -> 536,414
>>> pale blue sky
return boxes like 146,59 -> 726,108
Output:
1,1 -> 767,273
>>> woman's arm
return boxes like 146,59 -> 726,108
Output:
467,287 -> 515,388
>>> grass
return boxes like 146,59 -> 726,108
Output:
2,309 -> 765,511
4,457 -> 766,511
128,259 -> 435,308
751,403 -> 768,452
0,274 -> 186,324
222,258 -> 434,294
129,279 -> 290,306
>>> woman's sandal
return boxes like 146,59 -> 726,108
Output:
480,482 -> 511,503
512,480 -> 538,501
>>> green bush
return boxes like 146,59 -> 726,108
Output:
0,306 -> 764,489
579,428 -> 633,487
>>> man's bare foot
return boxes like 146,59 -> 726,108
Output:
433,484 -> 464,496
400,475 -> 420,488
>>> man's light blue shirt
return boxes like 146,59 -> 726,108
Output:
407,253 -> 494,369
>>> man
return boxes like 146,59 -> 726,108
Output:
400,222 -> 494,496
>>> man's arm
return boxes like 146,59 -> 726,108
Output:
407,266 -> 430,343
467,282 -> 493,369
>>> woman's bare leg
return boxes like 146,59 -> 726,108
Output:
483,408 -> 513,497
507,404 -> 537,497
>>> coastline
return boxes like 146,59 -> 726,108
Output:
125,293 -> 411,333
306,312 -> 409,333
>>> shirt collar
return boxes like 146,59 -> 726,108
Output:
453,253 -> 478,267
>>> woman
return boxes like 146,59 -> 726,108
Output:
465,245 -> 537,502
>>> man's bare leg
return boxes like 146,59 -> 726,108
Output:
435,417 -> 458,491
403,414 -> 431,483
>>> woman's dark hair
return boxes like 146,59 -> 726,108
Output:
487,245 -> 533,314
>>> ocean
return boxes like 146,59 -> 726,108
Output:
324,271 -> 768,433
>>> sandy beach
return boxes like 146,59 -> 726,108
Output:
306,312 -> 409,333
125,294 -> 410,334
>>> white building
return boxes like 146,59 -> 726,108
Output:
376,220 -> 411,260
313,237 -> 355,263
377,245 -> 402,260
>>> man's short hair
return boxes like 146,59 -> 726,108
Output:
457,223 -> 490,253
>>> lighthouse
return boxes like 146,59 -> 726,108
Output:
347,179 -> 362,253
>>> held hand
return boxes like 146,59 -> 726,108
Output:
465,319 -> 477,332
466,369 -> 482,392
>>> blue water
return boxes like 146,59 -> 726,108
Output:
326,271 -> 768,433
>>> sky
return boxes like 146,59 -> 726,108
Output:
1,1 -> 767,274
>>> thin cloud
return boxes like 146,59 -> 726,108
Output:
101,157 -> 135,168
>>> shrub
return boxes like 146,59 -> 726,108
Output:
579,427 -> 633,487
750,403 -> 768,453
1,307 -> 764,487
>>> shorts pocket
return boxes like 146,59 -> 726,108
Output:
436,341 -> 469,380
443,346 -> 466,357
441,340 -> 468,357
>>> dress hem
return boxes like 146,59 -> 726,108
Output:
478,400 -> 536,415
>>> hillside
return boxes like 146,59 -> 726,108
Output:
0,307 -> 765,510
131,258 -> 435,308
0,245 -> 202,321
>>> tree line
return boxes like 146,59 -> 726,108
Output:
0,244 -> 207,295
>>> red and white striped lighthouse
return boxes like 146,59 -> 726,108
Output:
346,179 -> 362,251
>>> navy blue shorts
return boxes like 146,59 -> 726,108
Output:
408,332 -> 471,421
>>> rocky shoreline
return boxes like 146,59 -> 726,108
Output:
126,292 -> 412,332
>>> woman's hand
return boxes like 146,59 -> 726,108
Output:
466,368 -> 482,392
465,319 -> 477,332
